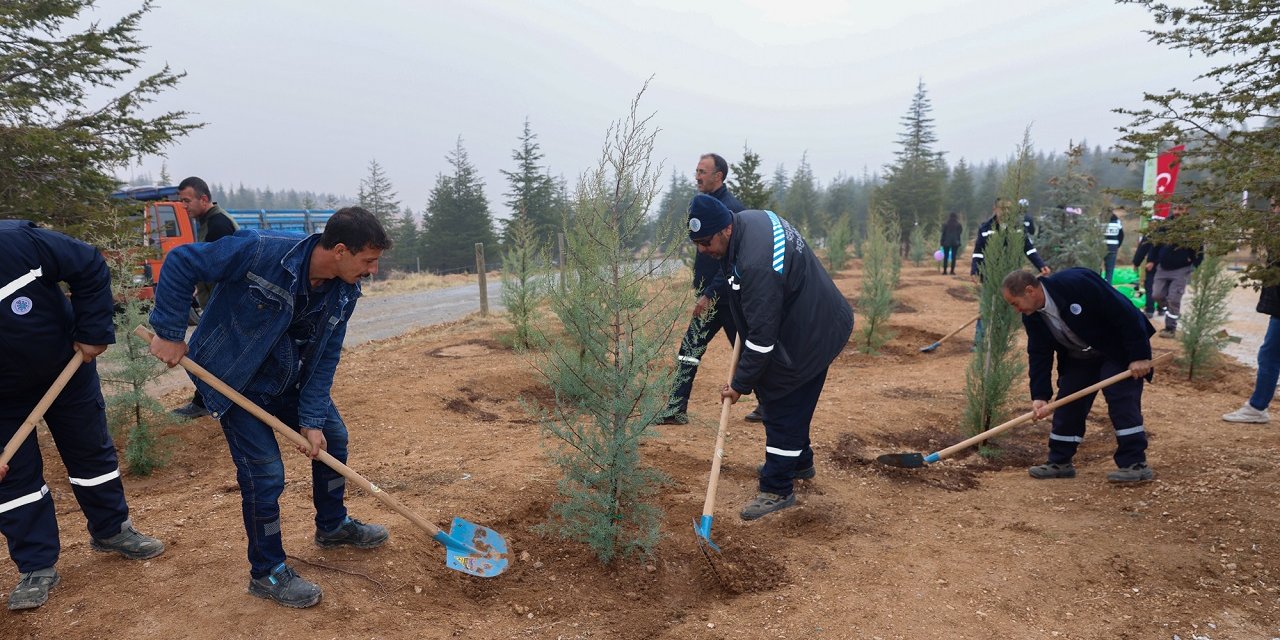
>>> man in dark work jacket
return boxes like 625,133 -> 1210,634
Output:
1001,268 -> 1157,483
660,153 -> 756,424
687,195 -> 853,520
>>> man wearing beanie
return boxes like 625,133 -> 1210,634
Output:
660,153 -> 751,425
688,195 -> 854,520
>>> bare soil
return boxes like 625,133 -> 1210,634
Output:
5,261 -> 1279,640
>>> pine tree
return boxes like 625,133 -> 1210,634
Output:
654,170 -> 697,257
0,0 -> 200,237
98,246 -> 176,474
1178,254 -> 1234,380
158,162 -> 171,186
388,206 -> 420,272
947,158 -> 976,240
729,145 -> 772,209
1115,0 -> 1280,288
500,119 -> 560,245
358,159 -> 401,228
961,131 -> 1035,441
857,200 -> 901,353
881,79 -> 947,256
785,153 -> 820,236
826,213 -> 853,272
422,137 -> 496,273
1037,143 -> 1105,272
768,164 -> 789,213
530,82 -> 682,563
501,214 -> 545,350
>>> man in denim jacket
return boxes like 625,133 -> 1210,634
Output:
146,207 -> 391,608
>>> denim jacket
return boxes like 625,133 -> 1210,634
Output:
148,230 -> 360,429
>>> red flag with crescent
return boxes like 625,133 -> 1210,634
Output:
1152,144 -> 1185,220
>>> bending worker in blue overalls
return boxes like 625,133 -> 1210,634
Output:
0,220 -> 164,612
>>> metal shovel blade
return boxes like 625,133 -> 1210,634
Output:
692,516 -> 721,553
919,341 -> 942,353
876,452 -> 926,468
433,517 -> 509,578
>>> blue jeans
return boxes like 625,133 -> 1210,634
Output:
220,393 -> 349,578
1250,316 -> 1280,411
1104,251 -> 1118,283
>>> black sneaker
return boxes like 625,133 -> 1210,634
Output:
744,408 -> 764,422
170,402 -> 210,419
756,463 -> 816,480
1028,462 -> 1076,479
248,563 -> 322,608
7,568 -> 58,611
90,519 -> 165,560
658,413 -> 689,425
739,492 -> 796,520
315,516 -> 389,549
1107,463 -> 1154,483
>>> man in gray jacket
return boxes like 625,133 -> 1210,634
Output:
687,195 -> 853,520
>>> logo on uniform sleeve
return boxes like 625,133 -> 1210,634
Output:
11,296 -> 32,315
689,218 -> 702,233
1069,303 -> 1082,315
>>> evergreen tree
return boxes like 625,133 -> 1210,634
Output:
1178,253 -> 1234,380
501,214 -> 545,349
961,131 -> 1036,442
158,162 -> 171,185
1037,143 -> 1106,272
654,170 -> 697,256
947,158 -> 977,238
99,246 -> 177,474
908,223 -> 928,267
0,0 -> 200,236
857,203 -> 901,353
422,137 -> 496,273
881,79 -> 947,256
357,159 -> 400,228
500,119 -> 560,245
826,213 -> 852,272
1115,0 -> 1280,288
729,145 -> 772,209
387,206 -> 420,272
784,153 -> 820,236
530,83 -> 682,563
768,164 -> 789,213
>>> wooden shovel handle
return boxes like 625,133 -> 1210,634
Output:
0,351 -> 83,469
133,325 -> 445,538
700,335 -> 745,518
936,314 -> 980,345
931,351 -> 1173,462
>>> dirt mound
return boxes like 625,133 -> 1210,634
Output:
699,545 -> 788,596
427,338 -> 506,358
946,285 -> 978,302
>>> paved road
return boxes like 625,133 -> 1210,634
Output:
345,279 -> 504,345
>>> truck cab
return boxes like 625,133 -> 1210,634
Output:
110,185 -> 336,299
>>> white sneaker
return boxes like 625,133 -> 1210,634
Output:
1222,403 -> 1270,424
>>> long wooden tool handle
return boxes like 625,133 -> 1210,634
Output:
931,351 -> 1173,462
701,335 -> 745,518
0,351 -> 83,468
133,325 -> 444,538
936,314 -> 980,345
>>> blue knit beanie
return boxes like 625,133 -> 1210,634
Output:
687,194 -> 733,240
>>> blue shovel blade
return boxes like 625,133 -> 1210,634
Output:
692,515 -> 720,552
432,517 -> 509,578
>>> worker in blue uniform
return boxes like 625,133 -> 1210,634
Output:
0,221 -> 164,612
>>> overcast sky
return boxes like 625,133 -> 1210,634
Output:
100,0 -> 1208,216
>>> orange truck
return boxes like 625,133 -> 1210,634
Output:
111,185 -> 335,298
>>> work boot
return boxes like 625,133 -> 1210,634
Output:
1107,463 -> 1154,483
739,492 -> 796,520
7,568 -> 58,611
315,516 -> 389,549
756,463 -> 816,480
1222,403 -> 1270,424
658,413 -> 689,425
170,402 -> 210,419
744,407 -> 764,423
248,563 -> 322,608
1158,328 -> 1177,339
90,519 -> 165,560
1028,462 -> 1076,479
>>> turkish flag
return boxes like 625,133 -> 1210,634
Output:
1152,144 -> 1185,220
